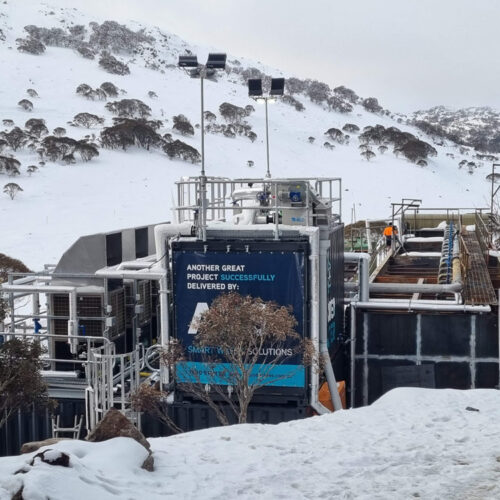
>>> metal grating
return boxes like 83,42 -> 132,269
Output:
52,295 -> 69,316
108,288 -> 126,338
77,295 -> 102,317
462,230 -> 498,305
138,280 -> 152,324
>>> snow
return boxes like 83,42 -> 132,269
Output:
0,1 -> 492,271
1,388 -> 500,499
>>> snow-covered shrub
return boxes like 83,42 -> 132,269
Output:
100,118 -> 162,151
308,136 -> 315,144
40,136 -> 99,162
105,99 -> 151,118
26,89 -> 39,98
77,45 -> 95,59
282,95 -> 305,112
323,142 -> 335,150
0,156 -> 21,175
163,139 -> 201,163
53,127 -> 66,137
99,52 -> 130,75
24,25 -> 74,48
327,96 -> 352,114
286,77 -> 308,95
1,128 -> 29,151
203,111 -> 216,122
172,115 -> 194,136
89,21 -> 154,53
325,128 -> 347,144
2,119 -> 14,128
148,91 -> 158,99
16,37 -> 46,55
100,82 -> 119,97
219,102 -> 247,123
26,165 -> 38,175
73,112 -> 105,128
307,81 -> 330,104
342,123 -> 360,133
362,97 -> 383,113
333,86 -> 359,104
25,118 -> 48,138
76,83 -> 93,96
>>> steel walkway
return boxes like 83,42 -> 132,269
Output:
462,229 -> 498,305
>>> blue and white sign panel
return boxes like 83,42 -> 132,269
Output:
172,245 -> 307,388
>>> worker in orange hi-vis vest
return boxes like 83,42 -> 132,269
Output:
383,222 -> 394,247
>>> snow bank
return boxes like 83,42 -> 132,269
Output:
2,388 -> 500,499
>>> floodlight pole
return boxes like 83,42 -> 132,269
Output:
199,71 -> 207,242
264,98 -> 271,179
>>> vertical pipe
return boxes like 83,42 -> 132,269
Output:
265,98 -> 270,178
350,304 -> 356,408
200,74 -> 207,242
365,220 -> 372,254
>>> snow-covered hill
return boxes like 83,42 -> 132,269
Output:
413,106 -> 500,155
0,1 -> 494,270
2,388 -> 500,499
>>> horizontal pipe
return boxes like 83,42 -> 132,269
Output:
370,282 -> 462,294
1,284 -> 76,293
345,281 -> 462,294
352,301 -> 490,313
94,269 -> 164,280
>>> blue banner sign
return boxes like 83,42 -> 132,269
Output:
172,245 -> 306,388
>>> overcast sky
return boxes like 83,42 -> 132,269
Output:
67,0 -> 500,113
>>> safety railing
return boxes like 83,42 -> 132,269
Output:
175,176 -> 342,228
475,211 -> 490,265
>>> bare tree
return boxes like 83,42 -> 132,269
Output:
176,293 -> 315,424
3,182 -> 23,200
0,339 -> 54,429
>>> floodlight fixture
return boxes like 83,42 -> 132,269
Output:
178,55 -> 198,68
206,53 -> 227,69
270,77 -> 285,96
248,78 -> 263,97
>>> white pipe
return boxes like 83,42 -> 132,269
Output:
95,269 -> 165,280
365,220 -> 373,254
344,252 -> 370,302
367,298 -> 462,305
154,223 -> 193,387
299,226 -> 342,413
353,301 -> 490,313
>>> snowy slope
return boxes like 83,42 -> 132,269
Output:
2,388 -> 500,499
0,1 -> 493,270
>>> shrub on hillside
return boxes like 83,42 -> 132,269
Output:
89,21 -> 154,52
105,99 -> 151,118
362,97 -> 383,113
99,52 -> 130,75
172,115 -> 194,136
163,140 -> 201,163
73,112 -> 105,128
282,95 -> 305,112
18,99 -> 33,112
16,37 -> 46,55
100,118 -> 162,150
100,82 -> 119,97
1,128 -> 29,151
